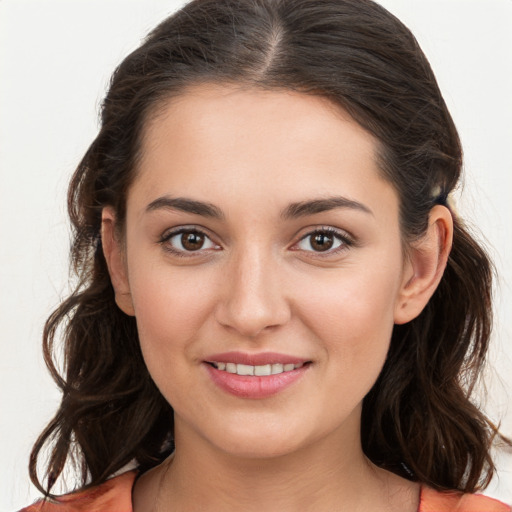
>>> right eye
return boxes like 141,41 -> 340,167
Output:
160,228 -> 220,256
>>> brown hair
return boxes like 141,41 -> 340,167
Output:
30,0 -> 505,496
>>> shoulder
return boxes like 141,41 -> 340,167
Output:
420,486 -> 511,512
18,471 -> 137,512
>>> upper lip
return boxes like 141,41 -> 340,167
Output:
205,351 -> 310,366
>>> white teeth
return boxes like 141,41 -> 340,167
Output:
237,364 -> 254,376
212,361 -> 305,376
254,364 -> 271,376
271,363 -> 284,374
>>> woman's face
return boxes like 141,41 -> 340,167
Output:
110,85 -> 417,459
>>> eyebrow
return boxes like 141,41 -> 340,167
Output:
145,196 -> 225,219
281,196 -> 373,219
145,195 -> 372,220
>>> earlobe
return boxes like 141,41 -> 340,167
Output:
101,207 -> 135,316
394,205 -> 453,325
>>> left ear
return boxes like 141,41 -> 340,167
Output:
394,205 -> 453,325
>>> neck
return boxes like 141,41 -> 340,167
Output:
169,435 -> 369,511
133,414 -> 418,512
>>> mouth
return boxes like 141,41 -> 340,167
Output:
203,352 -> 312,399
207,361 -> 307,376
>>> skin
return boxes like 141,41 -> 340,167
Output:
102,85 -> 453,511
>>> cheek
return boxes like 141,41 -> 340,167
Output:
128,261 -> 215,357
296,265 -> 400,332
293,265 -> 401,378
127,265 -> 218,411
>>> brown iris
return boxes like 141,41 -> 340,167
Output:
181,231 -> 205,251
310,232 -> 334,252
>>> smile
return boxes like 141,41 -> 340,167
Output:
210,362 -> 305,376
204,353 -> 311,399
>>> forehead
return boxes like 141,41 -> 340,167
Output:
141,84 -> 376,165
131,84 -> 396,217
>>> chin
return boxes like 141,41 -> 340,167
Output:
202,414 -> 326,461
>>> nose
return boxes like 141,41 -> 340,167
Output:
214,245 -> 291,338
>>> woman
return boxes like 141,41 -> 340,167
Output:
20,0 -> 511,510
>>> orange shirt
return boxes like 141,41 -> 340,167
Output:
20,471 -> 511,512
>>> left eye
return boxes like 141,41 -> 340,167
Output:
296,230 -> 346,252
164,229 -> 218,253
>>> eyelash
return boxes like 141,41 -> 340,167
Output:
292,227 -> 354,257
159,226 -> 219,258
158,226 -> 354,258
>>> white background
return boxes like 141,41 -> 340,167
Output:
1,0 -> 511,509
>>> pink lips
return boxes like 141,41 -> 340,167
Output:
204,351 -> 310,399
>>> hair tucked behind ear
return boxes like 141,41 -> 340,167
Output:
30,0 -> 508,496
362,218 -> 498,490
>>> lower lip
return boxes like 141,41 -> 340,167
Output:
204,363 -> 309,399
